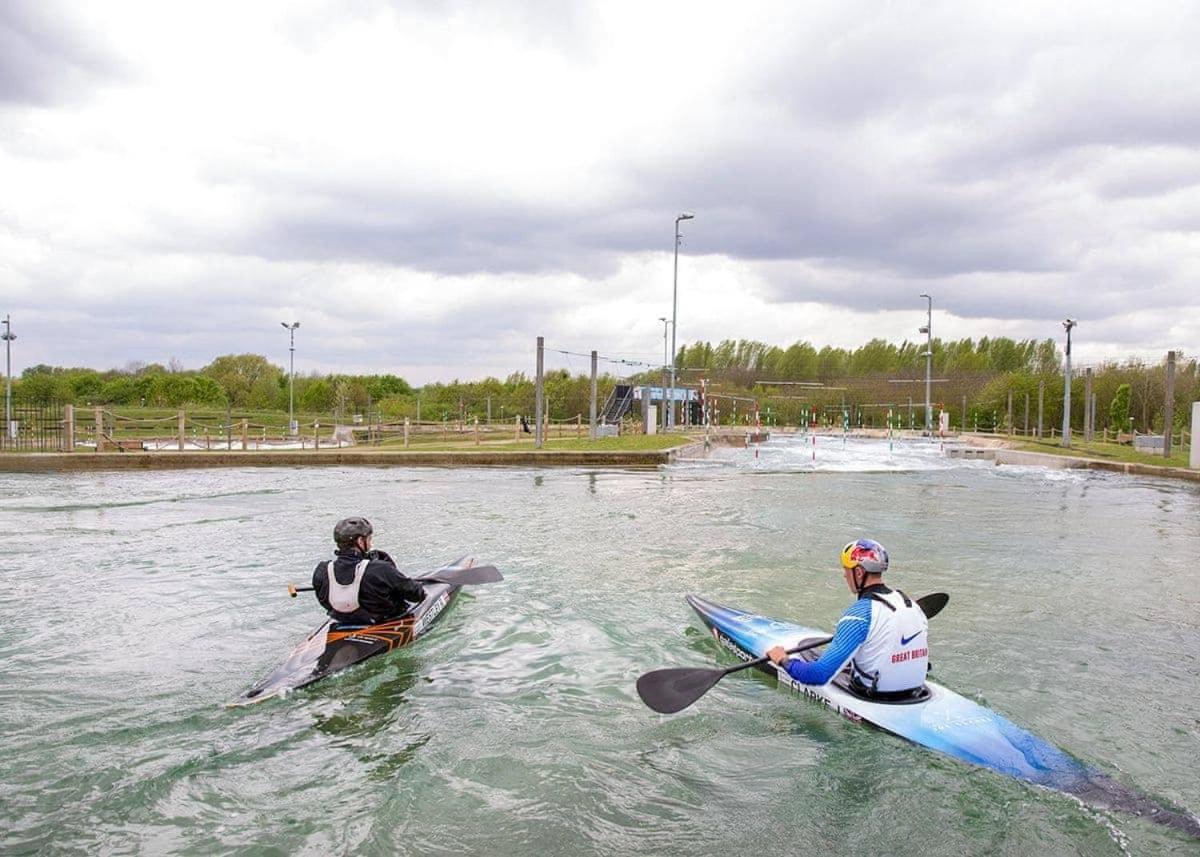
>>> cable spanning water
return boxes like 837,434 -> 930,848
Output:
1,450 -> 1197,854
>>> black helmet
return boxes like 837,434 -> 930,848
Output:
334,516 -> 373,548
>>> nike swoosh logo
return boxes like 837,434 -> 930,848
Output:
900,631 -> 925,646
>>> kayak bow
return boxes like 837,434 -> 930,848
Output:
684,594 -> 1200,839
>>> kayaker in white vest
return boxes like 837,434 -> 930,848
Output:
766,539 -> 929,698
311,517 -> 427,626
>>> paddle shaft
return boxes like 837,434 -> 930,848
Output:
703,592 -> 944,675
287,564 -> 499,597
732,591 -> 947,671
726,636 -> 834,676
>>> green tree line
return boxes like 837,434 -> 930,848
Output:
9,355 -> 615,423
664,338 -> 1195,435
9,338 -> 1196,434
675,336 -> 1060,382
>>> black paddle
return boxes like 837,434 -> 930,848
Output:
287,563 -> 503,597
636,592 -> 948,715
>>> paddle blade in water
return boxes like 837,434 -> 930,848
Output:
636,667 -> 724,714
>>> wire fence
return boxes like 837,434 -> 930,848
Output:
8,405 -> 604,452
0,400 -> 65,451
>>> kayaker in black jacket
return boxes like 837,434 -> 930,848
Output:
311,517 -> 426,625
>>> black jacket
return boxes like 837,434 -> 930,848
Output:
311,549 -> 426,625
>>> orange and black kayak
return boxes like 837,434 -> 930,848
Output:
231,557 -> 491,706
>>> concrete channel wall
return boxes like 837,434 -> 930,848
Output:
0,444 -> 691,470
944,439 -> 1200,482
0,447 -> 692,473
990,448 -> 1200,482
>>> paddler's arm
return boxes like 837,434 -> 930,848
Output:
766,599 -> 872,686
311,561 -> 332,612
376,561 -> 426,606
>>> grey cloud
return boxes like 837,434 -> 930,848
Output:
100,2 -> 1198,296
0,1 -> 126,106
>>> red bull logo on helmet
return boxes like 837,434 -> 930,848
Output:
842,539 -> 889,574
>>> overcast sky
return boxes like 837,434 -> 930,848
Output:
2,1 -> 1198,384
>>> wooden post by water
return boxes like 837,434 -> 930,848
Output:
535,336 -> 544,449
514,415 -> 520,441
577,414 -> 582,438
241,419 -> 249,450
177,409 -> 186,451
1084,368 -> 1093,442
404,417 -> 410,448
94,406 -> 104,451
313,421 -> 319,450
474,417 -> 480,446
64,404 -> 75,452
1163,350 -> 1176,459
1037,381 -> 1044,439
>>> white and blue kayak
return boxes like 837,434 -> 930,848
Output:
686,594 -> 1200,838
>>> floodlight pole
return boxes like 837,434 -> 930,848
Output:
1061,319 -> 1076,447
669,212 -> 694,430
281,321 -> 300,434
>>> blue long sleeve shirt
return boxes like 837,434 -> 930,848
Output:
783,598 -> 872,685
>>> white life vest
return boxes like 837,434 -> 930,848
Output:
850,589 -> 929,692
326,559 -> 370,614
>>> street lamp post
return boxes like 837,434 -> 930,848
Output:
919,294 -> 932,434
2,315 -> 14,439
669,212 -> 694,430
658,316 -> 671,433
281,321 -> 300,435
1061,319 -> 1076,447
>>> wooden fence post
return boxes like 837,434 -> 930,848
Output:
94,406 -> 104,451
404,417 -> 410,448
577,414 -> 582,438
177,409 -> 186,451
64,404 -> 75,452
314,421 -> 319,450
241,419 -> 249,450
474,417 -> 480,445
515,415 -> 520,441
1037,381 -> 1044,439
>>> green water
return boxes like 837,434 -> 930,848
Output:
1,439 -> 1198,855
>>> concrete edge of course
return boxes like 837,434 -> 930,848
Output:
0,446 -> 698,472
991,447 -> 1200,483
